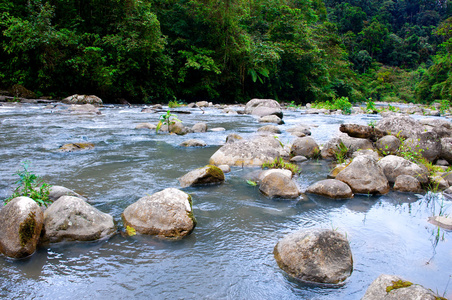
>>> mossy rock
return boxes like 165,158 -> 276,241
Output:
179,165 -> 225,188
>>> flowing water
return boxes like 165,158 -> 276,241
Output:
0,103 -> 451,299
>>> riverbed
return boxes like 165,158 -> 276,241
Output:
0,103 -> 451,299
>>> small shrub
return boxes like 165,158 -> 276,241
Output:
4,162 -> 52,207
262,157 -> 301,175
334,141 -> 348,164
156,110 -> 182,133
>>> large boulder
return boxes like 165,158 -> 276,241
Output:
377,155 -> 428,184
258,169 -> 293,183
63,94 -> 103,105
339,123 -> 387,141
321,134 -> 374,160
336,155 -> 390,195
290,137 -> 320,158
362,274 -> 441,300
393,175 -> 422,193
403,131 -> 442,162
259,172 -> 300,199
0,197 -> 44,259
244,99 -> 282,118
420,118 -> 452,138
306,179 -> 353,199
376,135 -> 401,155
179,165 -> 225,188
43,196 -> 115,243
440,137 -> 452,164
122,188 -> 196,238
376,115 -> 424,138
209,136 -> 284,166
274,228 -> 353,284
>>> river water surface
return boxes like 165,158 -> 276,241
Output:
0,103 -> 451,299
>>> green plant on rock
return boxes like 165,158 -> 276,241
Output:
334,141 -> 348,164
156,110 -> 182,133
386,280 -> 413,293
4,162 -> 52,207
366,97 -> 376,113
262,157 -> 301,175
168,100 -> 183,108
334,97 -> 352,115
437,100 -> 450,115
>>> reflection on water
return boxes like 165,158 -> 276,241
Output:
0,104 -> 451,299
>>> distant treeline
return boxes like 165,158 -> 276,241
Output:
0,0 -> 450,104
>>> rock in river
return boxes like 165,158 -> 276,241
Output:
362,274 -> 442,300
259,172 -> 300,199
306,179 -> 353,199
122,188 -> 196,238
274,228 -> 353,284
179,165 -> 225,188
336,155 -> 390,195
0,197 -> 44,259
43,196 -> 115,243
209,135 -> 284,166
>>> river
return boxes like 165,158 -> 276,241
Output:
0,102 -> 451,299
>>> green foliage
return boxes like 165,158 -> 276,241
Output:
262,157 -> 301,175
156,110 -> 182,133
312,96 -> 352,114
246,180 -> 258,186
168,100 -> 182,108
334,141 -> 348,164
4,162 -> 52,207
366,98 -> 376,112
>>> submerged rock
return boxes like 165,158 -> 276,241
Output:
259,172 -> 300,199
0,197 -> 44,259
257,125 -> 281,134
135,123 -> 156,130
180,139 -> 207,147
209,136 -> 284,166
306,179 -> 353,199
43,196 -> 115,243
58,142 -> 95,152
362,274 -> 441,300
274,228 -> 353,284
259,115 -> 284,124
122,188 -> 196,238
336,155 -> 389,195
179,165 -> 225,188
68,104 -> 100,114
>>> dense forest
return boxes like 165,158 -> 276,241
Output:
0,0 -> 451,104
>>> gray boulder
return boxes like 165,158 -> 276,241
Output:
362,274 -> 441,300
259,172 -> 300,199
420,118 -> 452,138
43,196 -> 115,243
274,228 -> 353,284
209,136 -> 284,166
63,94 -> 103,105
258,169 -> 293,183
306,179 -> 353,199
0,197 -> 44,259
290,137 -> 320,158
225,133 -> 243,144
321,134 -> 374,160
376,135 -> 401,155
287,124 -> 311,137
258,115 -> 284,124
122,188 -> 196,238
257,125 -> 281,134
192,122 -> 208,133
179,165 -> 225,188
393,175 -> 422,193
336,155 -> 390,195
245,99 -> 283,118
159,122 -> 189,135
403,131 -> 441,162
376,115 -> 424,138
441,137 -> 452,164
377,155 -> 428,184
48,185 -> 86,202
180,139 -> 207,147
